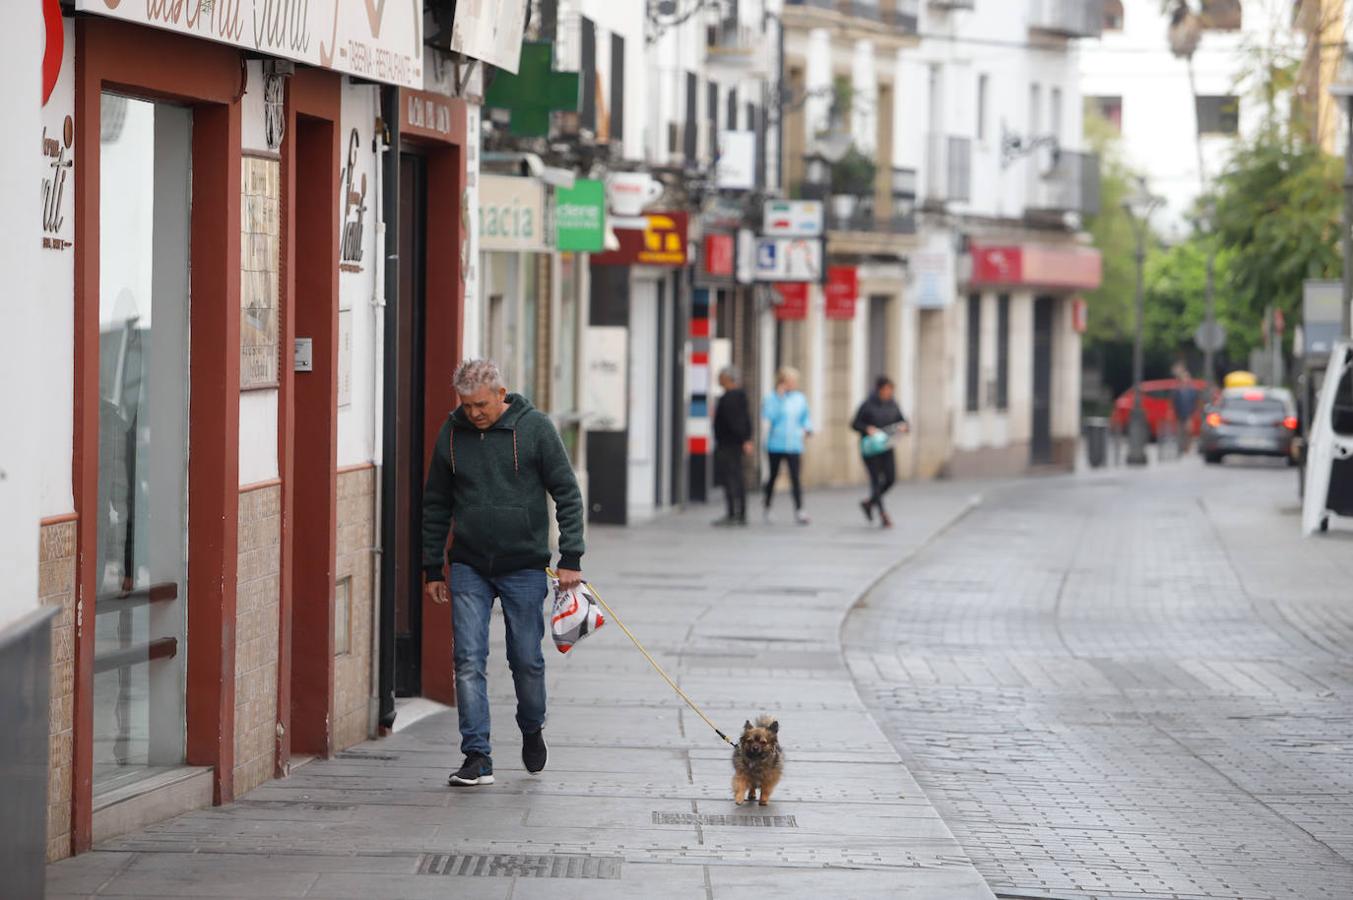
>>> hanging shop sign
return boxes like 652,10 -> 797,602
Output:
700,233 -> 736,282
824,266 -> 858,320
762,200 -> 824,237
590,212 -> 689,267
74,0 -> 424,88
773,283 -> 809,321
754,237 -> 823,282
554,178 -> 606,252
449,0 -> 530,74
716,131 -> 756,190
479,175 -> 548,252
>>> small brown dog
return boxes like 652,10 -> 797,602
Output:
732,716 -> 783,806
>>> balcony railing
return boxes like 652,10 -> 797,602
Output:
1027,149 -> 1101,219
925,134 -> 971,205
1028,0 -> 1104,38
706,19 -> 763,72
785,0 -> 919,32
792,176 -> 917,235
930,0 -> 976,9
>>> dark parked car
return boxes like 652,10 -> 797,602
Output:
1200,387 -> 1298,465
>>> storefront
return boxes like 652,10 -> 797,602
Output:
954,241 -> 1102,475
588,208 -> 691,524
34,2 -> 431,860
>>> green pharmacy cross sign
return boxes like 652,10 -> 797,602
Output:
483,42 -> 580,138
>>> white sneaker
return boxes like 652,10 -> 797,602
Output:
762,506 -> 772,523
795,511 -> 811,525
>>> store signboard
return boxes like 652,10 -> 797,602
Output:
701,233 -> 735,280
762,200 -> 824,237
479,175 -> 548,251
449,0 -> 530,74
754,237 -> 823,282
555,178 -> 606,252
824,266 -> 858,320
773,283 -> 809,321
716,131 -> 756,190
590,212 -> 689,267
75,0 -> 423,87
912,245 -> 955,309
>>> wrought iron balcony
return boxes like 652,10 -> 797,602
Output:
1028,0 -> 1104,38
1026,149 -> 1101,220
706,19 -> 765,74
925,134 -> 971,206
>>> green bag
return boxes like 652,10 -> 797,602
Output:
860,430 -> 892,458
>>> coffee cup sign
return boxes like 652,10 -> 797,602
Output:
606,173 -> 663,216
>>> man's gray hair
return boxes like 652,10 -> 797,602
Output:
719,365 -> 742,386
453,358 -> 506,395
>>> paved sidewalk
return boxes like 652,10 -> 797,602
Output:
49,482 -> 996,899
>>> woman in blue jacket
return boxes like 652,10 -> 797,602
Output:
762,366 -> 813,524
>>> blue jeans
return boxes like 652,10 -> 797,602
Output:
449,563 -> 548,760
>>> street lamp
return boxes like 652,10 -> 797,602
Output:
1328,53 -> 1353,339
1122,176 -> 1163,467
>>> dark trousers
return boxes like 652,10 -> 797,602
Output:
715,445 -> 747,520
864,450 -> 897,515
764,451 -> 803,511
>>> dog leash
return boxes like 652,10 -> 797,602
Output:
549,570 -> 736,749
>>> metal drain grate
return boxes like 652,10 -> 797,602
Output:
417,853 -> 622,879
333,751 -> 399,761
652,811 -> 798,827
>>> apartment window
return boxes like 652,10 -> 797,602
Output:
708,81 -> 719,159
965,293 -> 981,412
684,71 -> 698,161
727,88 -> 738,130
1050,86 -> 1063,143
1103,0 -> 1124,30
610,33 -> 626,143
976,74 -> 989,142
1088,95 -> 1123,133
580,17 -> 597,132
1201,0 -> 1241,30
995,294 -> 1010,410
1196,95 -> 1239,135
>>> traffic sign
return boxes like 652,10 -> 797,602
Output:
1193,319 -> 1226,353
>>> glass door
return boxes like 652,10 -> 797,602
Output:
94,95 -> 192,793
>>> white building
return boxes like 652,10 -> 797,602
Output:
1080,0 -> 1330,240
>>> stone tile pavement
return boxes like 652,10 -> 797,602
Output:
47,481 -> 996,899
846,457 -> 1353,900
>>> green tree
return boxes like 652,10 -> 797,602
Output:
1082,112 -> 1141,347
1211,125 -> 1341,359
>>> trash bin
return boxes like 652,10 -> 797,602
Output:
1085,417 -> 1108,468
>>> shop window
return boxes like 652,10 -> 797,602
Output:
1103,0 -> 1124,31
996,294 -> 1010,410
1196,95 -> 1240,135
965,293 -> 982,412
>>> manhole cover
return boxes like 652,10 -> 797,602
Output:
652,811 -> 798,827
417,853 -> 622,879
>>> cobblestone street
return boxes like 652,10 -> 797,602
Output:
846,459 -> 1353,900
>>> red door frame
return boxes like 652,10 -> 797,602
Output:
399,90 -> 468,704
72,19 -> 243,853
276,71 -> 342,767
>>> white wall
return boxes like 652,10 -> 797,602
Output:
1,0 -> 45,629
1081,0 -> 1301,239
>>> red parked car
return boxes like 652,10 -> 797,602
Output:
1110,378 -> 1212,439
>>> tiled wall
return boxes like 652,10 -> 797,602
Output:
234,483 -> 281,796
333,467 -> 375,750
40,517 -> 77,862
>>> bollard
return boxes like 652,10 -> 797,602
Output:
1085,417 -> 1109,468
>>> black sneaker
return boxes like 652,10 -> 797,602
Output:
522,729 -> 548,774
448,754 -> 494,786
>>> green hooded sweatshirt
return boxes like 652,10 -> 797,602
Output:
421,394 -> 583,580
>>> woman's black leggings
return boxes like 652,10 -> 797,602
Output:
864,450 -> 897,515
764,452 -> 803,511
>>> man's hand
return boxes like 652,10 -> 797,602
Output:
742,441 -> 754,456
556,568 -> 584,591
425,580 -> 450,605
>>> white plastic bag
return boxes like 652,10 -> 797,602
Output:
547,571 -> 606,654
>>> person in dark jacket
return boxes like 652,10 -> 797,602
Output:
712,365 -> 754,526
852,376 -> 908,528
422,359 -> 584,788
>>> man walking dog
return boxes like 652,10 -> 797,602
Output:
422,359 -> 584,787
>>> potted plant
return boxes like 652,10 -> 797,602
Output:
829,144 -> 877,226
